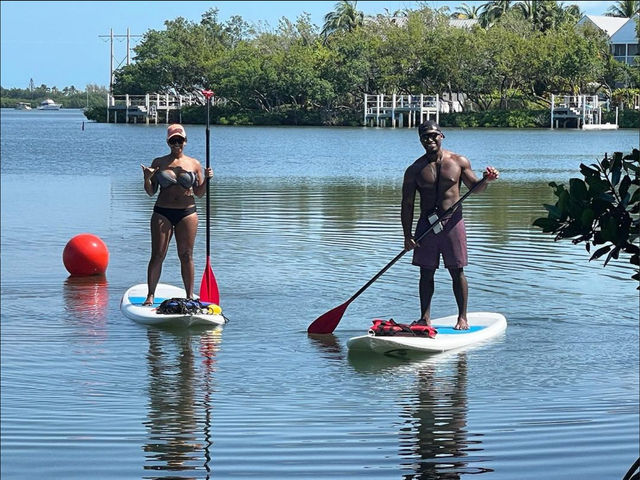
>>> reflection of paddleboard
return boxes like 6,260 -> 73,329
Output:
120,283 -> 226,328
347,312 -> 506,355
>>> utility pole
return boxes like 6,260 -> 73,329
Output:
99,28 -> 142,95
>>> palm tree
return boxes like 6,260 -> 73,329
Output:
514,0 -> 538,20
561,3 -> 582,23
479,0 -> 513,27
452,3 -> 482,19
514,0 -> 570,30
321,1 -> 364,37
606,0 -> 640,17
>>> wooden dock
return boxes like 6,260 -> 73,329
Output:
551,94 -> 618,130
106,93 -> 224,124
363,94 -> 441,127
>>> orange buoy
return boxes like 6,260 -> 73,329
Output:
63,233 -> 109,276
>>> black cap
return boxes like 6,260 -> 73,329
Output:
418,120 -> 444,137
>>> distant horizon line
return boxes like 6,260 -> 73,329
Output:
1,83 -> 109,91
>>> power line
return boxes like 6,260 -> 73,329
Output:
99,28 -> 142,94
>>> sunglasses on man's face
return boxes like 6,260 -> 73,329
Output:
168,136 -> 185,145
420,132 -> 442,141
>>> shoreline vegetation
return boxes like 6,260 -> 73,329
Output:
84,104 -> 640,128
0,85 -> 108,110
3,2 -> 640,128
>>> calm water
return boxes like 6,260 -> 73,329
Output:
1,109 -> 638,479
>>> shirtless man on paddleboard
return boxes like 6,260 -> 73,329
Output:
401,120 -> 499,330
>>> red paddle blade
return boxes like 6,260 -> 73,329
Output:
307,301 -> 350,334
199,258 -> 220,305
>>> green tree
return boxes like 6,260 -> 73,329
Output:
533,150 -> 640,286
529,23 -> 609,99
320,27 -> 378,111
113,8 -> 250,95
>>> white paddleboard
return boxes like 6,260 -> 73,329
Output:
120,283 -> 226,328
347,312 -> 506,355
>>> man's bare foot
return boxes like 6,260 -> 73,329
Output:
142,295 -> 154,306
414,317 -> 432,326
453,317 -> 469,330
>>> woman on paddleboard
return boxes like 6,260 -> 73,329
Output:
140,124 -> 213,305
401,120 -> 499,330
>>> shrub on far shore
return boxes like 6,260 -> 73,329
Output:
84,105 -> 107,122
439,109 -> 549,128
179,104 -> 361,126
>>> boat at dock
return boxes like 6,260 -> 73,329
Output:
582,122 -> 619,130
15,102 -> 32,110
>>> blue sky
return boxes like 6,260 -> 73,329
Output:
1,1 -> 615,90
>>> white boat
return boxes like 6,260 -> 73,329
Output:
37,99 -> 62,110
582,123 -> 619,130
15,102 -> 32,110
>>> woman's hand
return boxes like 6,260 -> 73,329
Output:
192,166 -> 213,198
141,164 -> 156,179
141,164 -> 158,196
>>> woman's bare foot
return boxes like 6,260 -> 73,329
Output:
142,295 -> 154,306
454,317 -> 469,330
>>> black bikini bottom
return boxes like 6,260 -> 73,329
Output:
153,205 -> 197,227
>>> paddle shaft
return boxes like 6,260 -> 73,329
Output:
205,97 -> 211,258
198,89 -> 220,305
345,177 -> 487,305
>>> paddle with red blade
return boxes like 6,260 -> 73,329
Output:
307,177 -> 487,334
199,89 -> 220,305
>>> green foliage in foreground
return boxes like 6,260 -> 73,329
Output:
533,150 -> 640,286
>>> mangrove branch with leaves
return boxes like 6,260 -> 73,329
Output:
533,149 -> 640,287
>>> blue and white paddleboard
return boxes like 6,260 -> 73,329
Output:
120,283 -> 226,328
347,312 -> 506,355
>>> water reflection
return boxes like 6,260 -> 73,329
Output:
398,352 -> 491,478
143,329 -> 220,479
307,333 -> 345,360
62,275 -> 108,341
349,352 -> 490,478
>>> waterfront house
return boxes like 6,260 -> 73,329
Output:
577,14 -> 639,65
